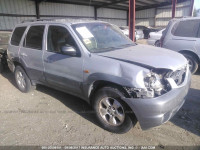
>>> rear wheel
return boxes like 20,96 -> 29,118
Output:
182,53 -> 198,74
15,66 -> 35,93
0,60 -> 3,73
93,87 -> 136,134
154,40 -> 160,47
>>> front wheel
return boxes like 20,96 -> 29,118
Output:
93,87 -> 136,134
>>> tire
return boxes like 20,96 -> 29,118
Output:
93,87 -> 136,134
154,40 -> 160,47
14,66 -> 35,93
182,53 -> 198,74
0,60 -> 3,73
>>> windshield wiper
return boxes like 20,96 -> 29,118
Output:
118,43 -> 135,48
91,47 -> 122,53
91,43 -> 135,53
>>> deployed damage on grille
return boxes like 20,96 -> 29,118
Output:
124,67 -> 187,99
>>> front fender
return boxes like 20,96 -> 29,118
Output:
82,73 -> 136,102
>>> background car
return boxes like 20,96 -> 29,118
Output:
161,17 -> 200,74
0,31 -> 11,73
135,25 -> 159,39
119,26 -> 129,36
119,26 -> 144,41
147,28 -> 165,47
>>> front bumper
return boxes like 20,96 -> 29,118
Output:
123,70 -> 191,130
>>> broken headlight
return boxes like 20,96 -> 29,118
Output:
144,72 -> 163,95
143,71 -> 171,98
124,70 -> 171,99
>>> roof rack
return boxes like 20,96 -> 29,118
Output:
21,18 -> 54,23
21,17 -> 96,24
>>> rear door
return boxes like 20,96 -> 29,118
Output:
7,26 -> 26,72
164,19 -> 200,53
19,25 -> 45,82
43,24 -> 83,95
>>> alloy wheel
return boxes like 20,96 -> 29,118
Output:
16,71 -> 26,89
98,97 -> 125,126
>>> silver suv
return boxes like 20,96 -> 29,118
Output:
7,19 -> 191,133
161,17 -> 200,74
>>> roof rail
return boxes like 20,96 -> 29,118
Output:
21,17 -> 96,23
21,18 -> 56,23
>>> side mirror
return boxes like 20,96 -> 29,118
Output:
61,45 -> 77,56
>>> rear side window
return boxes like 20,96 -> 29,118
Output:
173,20 -> 200,38
11,27 -> 26,46
24,26 -> 45,50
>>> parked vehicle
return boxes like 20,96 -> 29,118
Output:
0,31 -> 11,50
147,28 -> 165,47
0,31 -> 11,73
135,25 -> 158,39
7,19 -> 191,133
119,26 -> 129,37
161,17 -> 200,74
0,49 -> 7,73
119,26 -> 144,40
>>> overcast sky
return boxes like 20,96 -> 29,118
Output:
194,0 -> 200,9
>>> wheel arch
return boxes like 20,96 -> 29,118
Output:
13,61 -> 35,86
179,50 -> 200,64
89,80 -> 137,123
89,80 -> 130,103
13,61 -> 26,72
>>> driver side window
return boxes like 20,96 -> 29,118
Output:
47,25 -> 77,53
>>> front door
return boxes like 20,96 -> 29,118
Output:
43,25 -> 83,95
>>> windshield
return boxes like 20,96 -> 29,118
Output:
72,22 -> 134,53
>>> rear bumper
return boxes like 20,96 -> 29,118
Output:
123,70 -> 191,130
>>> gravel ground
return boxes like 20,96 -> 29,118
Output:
0,69 -> 200,147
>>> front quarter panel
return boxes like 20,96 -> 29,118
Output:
82,53 -> 150,100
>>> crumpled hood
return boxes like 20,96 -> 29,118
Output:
98,44 -> 187,71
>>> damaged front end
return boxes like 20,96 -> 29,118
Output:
124,69 -> 174,98
122,65 -> 190,130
